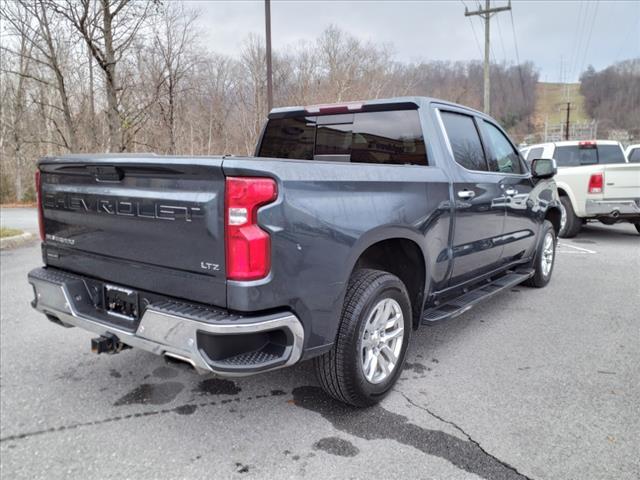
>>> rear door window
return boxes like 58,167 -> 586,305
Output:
258,110 -> 427,165
481,120 -> 524,174
629,148 -> 640,163
440,111 -> 488,171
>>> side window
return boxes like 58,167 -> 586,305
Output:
482,121 -> 523,174
629,148 -> 640,163
527,147 -> 544,162
440,111 -> 488,171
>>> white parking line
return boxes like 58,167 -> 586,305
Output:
557,242 -> 597,254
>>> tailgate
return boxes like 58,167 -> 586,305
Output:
603,163 -> 640,200
39,155 -> 227,306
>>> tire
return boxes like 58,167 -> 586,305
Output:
524,220 -> 556,288
635,223 -> 640,235
314,268 -> 412,407
559,196 -> 581,238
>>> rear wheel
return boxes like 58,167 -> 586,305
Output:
559,196 -> 581,238
314,269 -> 411,407
524,220 -> 556,288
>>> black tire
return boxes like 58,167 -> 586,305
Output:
559,196 -> 581,238
635,223 -> 640,235
524,220 -> 556,288
314,268 -> 412,407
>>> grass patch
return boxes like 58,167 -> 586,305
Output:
534,82 -> 590,125
0,227 -> 23,238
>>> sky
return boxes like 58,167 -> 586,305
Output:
184,0 -> 640,83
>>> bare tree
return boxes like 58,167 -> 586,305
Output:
52,0 -> 158,151
151,4 -> 199,154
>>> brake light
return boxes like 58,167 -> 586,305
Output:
304,102 -> 363,114
579,141 -> 596,149
225,177 -> 277,280
35,169 -> 45,241
588,173 -> 603,194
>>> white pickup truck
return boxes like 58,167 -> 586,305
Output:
521,140 -> 640,237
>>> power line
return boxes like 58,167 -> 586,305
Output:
508,6 -> 528,104
461,1 -> 484,57
576,0 -> 599,78
464,0 -> 512,114
566,0 -> 586,82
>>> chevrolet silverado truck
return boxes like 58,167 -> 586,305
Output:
523,140 -> 640,236
28,97 -> 561,407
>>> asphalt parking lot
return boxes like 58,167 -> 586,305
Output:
1,208 -> 638,480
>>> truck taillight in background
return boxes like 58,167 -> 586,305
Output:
588,173 -> 603,194
225,177 -> 277,281
35,169 -> 45,241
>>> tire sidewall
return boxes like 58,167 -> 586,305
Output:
536,222 -> 556,285
349,281 -> 411,399
559,197 -> 579,238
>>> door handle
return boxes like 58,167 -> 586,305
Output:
504,188 -> 518,196
457,190 -> 475,199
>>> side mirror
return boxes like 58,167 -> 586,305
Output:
531,158 -> 557,179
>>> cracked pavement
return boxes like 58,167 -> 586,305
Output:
1,210 -> 639,479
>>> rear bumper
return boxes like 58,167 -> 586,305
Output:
28,267 -> 304,376
585,199 -> 640,217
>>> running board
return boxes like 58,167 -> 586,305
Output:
422,270 -> 534,323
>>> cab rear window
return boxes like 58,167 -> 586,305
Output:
554,144 -> 626,167
258,110 -> 428,166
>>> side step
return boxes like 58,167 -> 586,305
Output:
422,270 -> 534,323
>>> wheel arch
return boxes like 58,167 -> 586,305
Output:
346,229 -> 428,329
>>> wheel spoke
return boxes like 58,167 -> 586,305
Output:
383,326 -> 403,341
367,353 -> 378,380
380,344 -> 398,365
378,352 -> 390,375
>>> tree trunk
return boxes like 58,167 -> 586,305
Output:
101,0 -> 121,152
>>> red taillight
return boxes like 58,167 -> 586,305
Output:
304,102 -> 363,114
35,169 -> 45,241
225,177 -> 277,281
579,141 -> 596,149
588,173 -> 603,194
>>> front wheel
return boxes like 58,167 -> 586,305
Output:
524,220 -> 557,288
314,269 -> 411,407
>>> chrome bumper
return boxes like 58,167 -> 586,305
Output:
585,199 -> 640,217
28,268 -> 304,376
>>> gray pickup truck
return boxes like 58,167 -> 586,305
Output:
28,97 -> 560,406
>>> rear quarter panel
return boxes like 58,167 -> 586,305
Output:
222,157 -> 452,354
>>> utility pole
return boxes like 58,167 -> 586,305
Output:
565,102 -> 571,140
264,0 -> 273,112
465,0 -> 511,114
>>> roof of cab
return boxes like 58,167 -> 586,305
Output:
268,96 -> 485,119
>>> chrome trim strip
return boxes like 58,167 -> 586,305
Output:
28,273 -> 304,377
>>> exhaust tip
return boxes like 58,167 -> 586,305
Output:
164,352 -> 197,370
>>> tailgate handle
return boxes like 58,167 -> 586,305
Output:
90,166 -> 124,182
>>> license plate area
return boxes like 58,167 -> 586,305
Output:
104,284 -> 139,322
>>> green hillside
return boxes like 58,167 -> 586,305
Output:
534,82 -> 591,125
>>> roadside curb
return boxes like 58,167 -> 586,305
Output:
0,232 -> 36,250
